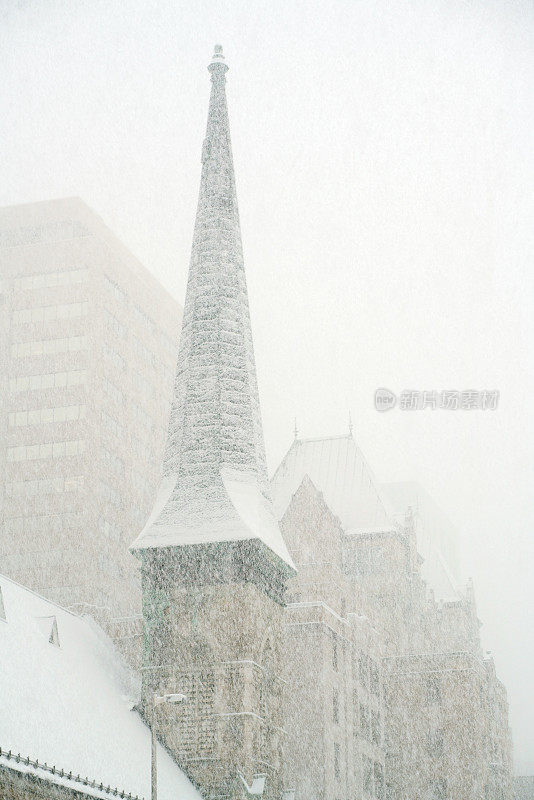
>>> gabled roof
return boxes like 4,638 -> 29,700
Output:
0,573 -> 203,800
271,435 -> 394,531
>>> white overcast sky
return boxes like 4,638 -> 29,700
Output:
1,0 -> 533,774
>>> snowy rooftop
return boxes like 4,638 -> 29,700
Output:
0,573 -> 203,800
380,480 -> 460,599
132,470 -> 294,570
271,437 -> 461,601
271,435 -> 394,530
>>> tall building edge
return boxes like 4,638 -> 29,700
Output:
0,196 -> 182,668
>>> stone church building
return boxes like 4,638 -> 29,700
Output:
129,45 -> 512,800
0,46 -> 512,800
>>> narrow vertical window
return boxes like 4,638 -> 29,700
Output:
333,689 -> 339,724
332,633 -> 338,671
334,743 -> 340,779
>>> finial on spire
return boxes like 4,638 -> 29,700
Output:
294,418 -> 299,440
209,44 -> 228,74
348,411 -> 353,436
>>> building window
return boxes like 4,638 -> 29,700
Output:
102,376 -> 124,405
13,301 -> 88,324
134,371 -> 154,404
133,304 -> 156,335
8,404 -> 86,427
161,331 -> 176,356
98,516 -> 122,541
430,779 -> 447,800
104,345 -> 126,372
352,689 -> 359,730
103,307 -> 126,339
9,369 -> 87,392
351,650 -> 358,679
101,410 -> 123,439
374,762 -> 384,800
98,480 -> 121,508
369,658 -> 380,695
359,654 -> 369,687
162,364 -> 174,389
132,402 -> 152,431
13,267 -> 88,291
332,633 -> 338,671
101,448 -> 125,477
131,468 -> 150,497
425,676 -> 442,705
11,335 -> 87,358
333,743 -> 340,780
103,275 -> 127,306
363,756 -> 373,795
49,616 -> 60,647
360,703 -> 370,739
3,511 -> 84,537
6,439 -> 85,461
333,689 -> 339,724
132,335 -> 156,370
131,434 -> 152,463
371,710 -> 381,745
427,729 -> 444,759
5,475 -> 83,497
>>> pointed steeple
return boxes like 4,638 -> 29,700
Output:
132,47 -> 293,570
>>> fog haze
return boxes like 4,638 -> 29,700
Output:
1,0 -> 533,773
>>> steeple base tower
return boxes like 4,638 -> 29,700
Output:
141,544 -> 289,800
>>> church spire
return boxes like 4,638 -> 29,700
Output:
132,47 -> 293,570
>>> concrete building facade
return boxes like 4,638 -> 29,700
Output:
0,198 -> 181,659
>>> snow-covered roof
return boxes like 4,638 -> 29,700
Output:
344,526 -> 398,536
0,574 -> 203,800
380,481 -> 460,600
271,435 -> 394,530
131,470 -> 295,570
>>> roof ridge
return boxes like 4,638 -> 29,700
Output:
0,573 -> 85,621
295,434 -> 353,443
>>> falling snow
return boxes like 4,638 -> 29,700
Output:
0,38 -> 517,800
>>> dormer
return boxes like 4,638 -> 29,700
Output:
35,615 -> 60,647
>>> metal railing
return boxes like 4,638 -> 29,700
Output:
0,746 -> 142,800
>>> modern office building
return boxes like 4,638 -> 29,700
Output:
0,197 -> 181,658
